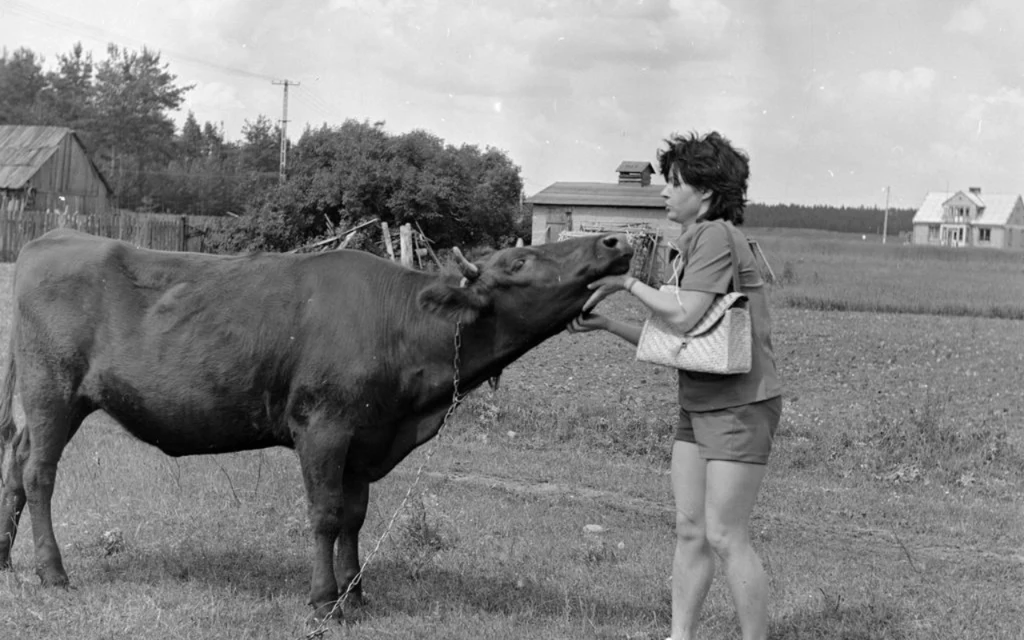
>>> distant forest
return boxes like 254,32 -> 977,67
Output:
745,203 -> 915,236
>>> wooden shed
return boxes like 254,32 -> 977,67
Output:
0,125 -> 113,216
527,161 -> 677,281
528,161 -> 670,244
530,161 -> 776,285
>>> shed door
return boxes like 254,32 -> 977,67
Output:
546,209 -> 572,243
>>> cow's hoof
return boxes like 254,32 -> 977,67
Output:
309,599 -> 344,623
35,567 -> 69,588
340,588 -> 366,608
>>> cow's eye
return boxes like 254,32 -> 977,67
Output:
510,258 -> 526,273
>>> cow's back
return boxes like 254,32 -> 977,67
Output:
12,230 -> 310,454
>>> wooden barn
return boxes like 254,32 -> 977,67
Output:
528,161 -> 669,244
0,125 -> 113,216
528,161 -> 680,282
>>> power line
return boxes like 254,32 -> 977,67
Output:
295,85 -> 336,123
5,0 -> 277,82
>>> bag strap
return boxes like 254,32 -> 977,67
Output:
672,220 -> 743,292
668,243 -> 684,286
713,219 -> 743,294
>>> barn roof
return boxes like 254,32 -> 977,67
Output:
912,190 -> 1022,226
0,125 -> 111,193
615,161 -> 654,174
528,182 -> 664,208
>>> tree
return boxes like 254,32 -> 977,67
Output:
179,111 -> 204,162
209,119 -> 525,254
0,47 -> 47,124
38,43 -> 95,134
91,44 -> 192,208
201,121 -> 225,160
239,115 -> 280,174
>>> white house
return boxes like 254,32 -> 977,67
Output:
911,187 -> 1024,249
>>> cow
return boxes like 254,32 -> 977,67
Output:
0,227 -> 632,618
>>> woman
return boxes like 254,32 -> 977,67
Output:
569,131 -> 781,640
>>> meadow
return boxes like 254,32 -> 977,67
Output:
748,227 -> 1024,320
1,232 -> 1022,639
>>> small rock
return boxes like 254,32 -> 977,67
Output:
583,524 -> 605,534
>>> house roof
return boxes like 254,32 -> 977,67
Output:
528,181 -> 665,208
964,190 -> 984,207
0,125 -> 111,193
912,190 -> 1021,226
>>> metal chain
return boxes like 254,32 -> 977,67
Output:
304,321 -> 468,637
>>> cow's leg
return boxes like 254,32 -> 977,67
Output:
21,402 -> 86,587
294,415 -> 354,619
336,474 -> 369,607
0,429 -> 29,569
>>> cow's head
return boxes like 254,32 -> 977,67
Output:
419,233 -> 633,333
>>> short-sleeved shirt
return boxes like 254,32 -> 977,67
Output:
671,220 -> 782,412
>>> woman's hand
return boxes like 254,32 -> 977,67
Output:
565,311 -> 607,334
582,274 -> 634,312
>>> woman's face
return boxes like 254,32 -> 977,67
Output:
661,169 -> 710,226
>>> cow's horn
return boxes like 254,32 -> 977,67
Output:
451,247 -> 479,280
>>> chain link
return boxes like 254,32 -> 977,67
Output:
304,321 -> 467,637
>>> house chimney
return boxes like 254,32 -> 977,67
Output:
969,186 -> 981,196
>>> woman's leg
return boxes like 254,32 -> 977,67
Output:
670,440 -> 714,640
704,460 -> 769,640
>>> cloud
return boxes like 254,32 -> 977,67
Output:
944,3 -> 987,34
960,87 -> 1024,139
858,67 -> 937,98
529,0 -> 733,72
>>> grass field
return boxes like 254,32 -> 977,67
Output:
1,234 -> 1022,639
746,227 -> 1024,320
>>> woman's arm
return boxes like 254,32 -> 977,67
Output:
584,275 -> 716,334
568,312 -> 643,345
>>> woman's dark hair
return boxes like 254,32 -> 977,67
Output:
657,131 -> 750,224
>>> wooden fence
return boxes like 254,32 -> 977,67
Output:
0,209 -> 230,262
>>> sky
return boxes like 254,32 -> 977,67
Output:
3,0 -> 1024,209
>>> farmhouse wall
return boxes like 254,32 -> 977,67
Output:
26,139 -> 110,214
912,224 -> 930,245
0,127 -> 112,216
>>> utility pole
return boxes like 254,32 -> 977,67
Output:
272,79 -> 299,184
882,185 -> 890,244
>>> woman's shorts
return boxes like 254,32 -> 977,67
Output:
675,396 -> 782,465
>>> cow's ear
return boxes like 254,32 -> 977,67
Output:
418,282 -> 491,324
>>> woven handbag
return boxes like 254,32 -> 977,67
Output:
635,221 -> 752,374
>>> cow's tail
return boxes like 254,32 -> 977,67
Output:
0,331 -> 17,484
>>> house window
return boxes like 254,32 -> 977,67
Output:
928,225 -> 940,241
979,228 -> 991,242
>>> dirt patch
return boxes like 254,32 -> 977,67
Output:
402,467 -> 1024,569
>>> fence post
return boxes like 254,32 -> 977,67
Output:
181,215 -> 188,252
400,223 -> 413,267
381,221 -> 396,261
